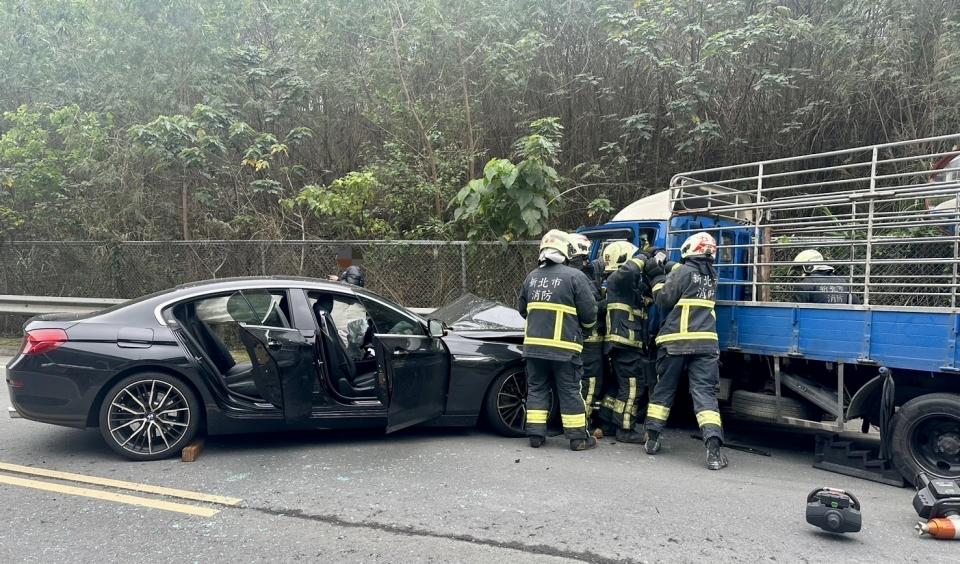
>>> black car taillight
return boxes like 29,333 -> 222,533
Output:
21,328 -> 69,356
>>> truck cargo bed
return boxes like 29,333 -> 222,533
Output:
717,301 -> 959,374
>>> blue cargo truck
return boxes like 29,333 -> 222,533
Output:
580,134 -> 960,485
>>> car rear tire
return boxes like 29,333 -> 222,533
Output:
890,393 -> 960,481
98,372 -> 201,461
483,368 -> 558,438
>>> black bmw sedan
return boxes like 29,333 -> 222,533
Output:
6,278 -> 534,460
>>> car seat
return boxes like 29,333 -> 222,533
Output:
180,302 -> 259,397
312,300 -> 377,396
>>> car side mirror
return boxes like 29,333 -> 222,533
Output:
428,319 -> 446,338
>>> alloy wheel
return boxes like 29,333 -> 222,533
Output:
106,379 -> 191,456
497,371 -> 528,434
496,371 -> 554,434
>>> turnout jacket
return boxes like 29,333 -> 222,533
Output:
654,257 -> 719,355
580,263 -> 605,348
795,273 -> 860,305
518,262 -> 599,361
603,256 -> 650,353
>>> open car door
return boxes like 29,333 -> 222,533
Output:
227,289 -> 314,423
359,296 -> 449,432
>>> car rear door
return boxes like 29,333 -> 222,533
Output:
226,289 -> 314,423
359,296 -> 449,432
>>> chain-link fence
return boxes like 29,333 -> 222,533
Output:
0,240 -> 540,308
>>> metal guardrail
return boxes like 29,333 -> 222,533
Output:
0,295 -> 436,317
0,295 -> 125,315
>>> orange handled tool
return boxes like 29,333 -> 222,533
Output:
917,515 -> 960,540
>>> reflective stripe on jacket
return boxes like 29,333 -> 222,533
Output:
518,262 -> 599,361
604,257 -> 649,352
654,258 -> 718,354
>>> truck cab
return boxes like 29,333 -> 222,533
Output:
579,187 -> 752,301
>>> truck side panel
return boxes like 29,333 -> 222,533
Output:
718,303 -> 960,374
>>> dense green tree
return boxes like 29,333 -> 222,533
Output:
0,0 -> 957,241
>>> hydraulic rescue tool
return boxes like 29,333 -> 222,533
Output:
913,473 -> 960,539
805,487 -> 862,533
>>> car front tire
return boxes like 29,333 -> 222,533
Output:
484,368 -> 559,438
98,372 -> 201,461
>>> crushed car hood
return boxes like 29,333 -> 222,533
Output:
433,293 -> 525,339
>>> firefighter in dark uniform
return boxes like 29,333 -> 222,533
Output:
568,233 -> 605,431
601,241 -> 652,444
792,249 -> 860,305
519,230 -> 600,451
643,248 -> 676,338
644,232 -> 728,470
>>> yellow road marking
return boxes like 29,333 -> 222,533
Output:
0,474 -> 219,517
0,462 -> 241,506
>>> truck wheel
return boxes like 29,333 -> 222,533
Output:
890,393 -> 960,481
730,390 -> 820,421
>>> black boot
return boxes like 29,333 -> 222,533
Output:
706,437 -> 728,470
529,435 -> 546,448
615,427 -> 647,444
570,435 -> 598,451
644,430 -> 661,454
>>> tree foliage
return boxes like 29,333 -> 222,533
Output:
0,0 -> 957,241
453,118 -> 563,241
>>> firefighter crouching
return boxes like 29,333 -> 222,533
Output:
567,234 -> 606,431
643,232 -> 728,470
519,230 -> 600,451
792,249 -> 860,305
601,241 -> 652,444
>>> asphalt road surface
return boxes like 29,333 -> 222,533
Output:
0,359 -> 952,563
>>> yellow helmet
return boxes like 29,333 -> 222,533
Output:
602,241 -> 638,272
539,229 -> 571,259
680,232 -> 717,259
793,249 -> 833,273
568,233 -> 591,258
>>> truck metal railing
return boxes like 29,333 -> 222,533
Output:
666,133 -> 960,308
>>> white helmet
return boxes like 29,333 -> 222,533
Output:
602,241 -> 638,272
538,229 -> 570,264
793,249 -> 834,274
680,232 -> 717,259
568,233 -> 591,258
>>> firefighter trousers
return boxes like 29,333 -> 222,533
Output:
608,347 -> 650,431
580,344 -> 605,420
525,356 -> 589,440
644,350 -> 723,443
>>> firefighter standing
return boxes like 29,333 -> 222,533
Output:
568,233 -> 605,430
601,241 -> 652,444
519,230 -> 600,451
643,232 -> 728,470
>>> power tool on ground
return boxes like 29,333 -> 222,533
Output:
806,487 -> 862,533
913,473 -> 960,540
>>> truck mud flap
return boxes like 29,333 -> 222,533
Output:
845,373 -> 884,422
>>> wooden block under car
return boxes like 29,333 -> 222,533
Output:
181,438 -> 205,462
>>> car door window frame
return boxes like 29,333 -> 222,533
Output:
357,295 -> 427,337
228,289 -> 295,331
